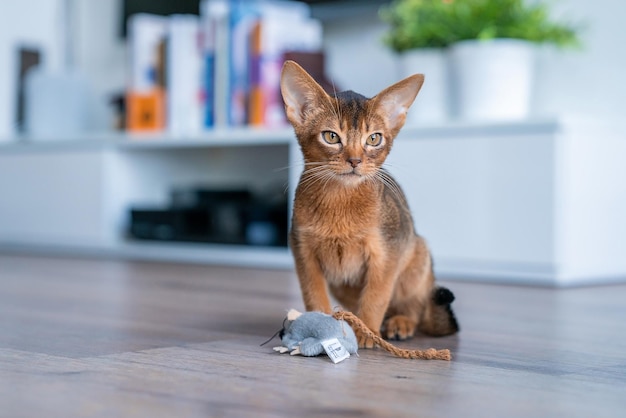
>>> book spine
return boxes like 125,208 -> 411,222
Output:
254,1 -> 318,128
200,0 -> 215,129
203,51 -> 215,129
202,0 -> 230,128
166,15 -> 202,135
259,19 -> 289,128
126,14 -> 167,132
228,0 -> 258,127
247,20 -> 263,126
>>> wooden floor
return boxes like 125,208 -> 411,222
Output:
1,254 -> 625,418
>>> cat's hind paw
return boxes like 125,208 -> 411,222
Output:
383,315 -> 417,340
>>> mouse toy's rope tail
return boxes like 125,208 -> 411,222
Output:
332,310 -> 451,361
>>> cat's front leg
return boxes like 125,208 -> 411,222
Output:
356,263 -> 397,348
292,240 -> 333,314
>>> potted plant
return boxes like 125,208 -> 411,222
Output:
380,0 -> 457,124
380,0 -> 580,121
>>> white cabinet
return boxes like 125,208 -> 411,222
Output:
0,148 -> 113,246
390,122 -> 558,284
0,130 -> 295,268
390,118 -> 626,286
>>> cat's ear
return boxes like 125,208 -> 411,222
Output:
280,60 -> 330,127
373,74 -> 424,132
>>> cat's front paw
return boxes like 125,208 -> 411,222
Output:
383,315 -> 417,340
355,328 -> 380,349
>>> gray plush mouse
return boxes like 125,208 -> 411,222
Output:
273,309 -> 358,358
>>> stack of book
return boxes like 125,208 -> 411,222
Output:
125,0 -> 322,134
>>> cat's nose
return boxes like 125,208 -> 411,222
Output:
347,158 -> 362,168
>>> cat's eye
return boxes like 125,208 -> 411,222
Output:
321,131 -> 340,144
366,133 -> 383,146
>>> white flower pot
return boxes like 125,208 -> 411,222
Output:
449,39 -> 535,121
397,48 -> 449,125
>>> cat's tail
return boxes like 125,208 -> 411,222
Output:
418,286 -> 460,337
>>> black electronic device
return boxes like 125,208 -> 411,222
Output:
128,187 -> 288,247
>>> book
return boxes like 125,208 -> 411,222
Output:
166,14 -> 202,135
201,0 -> 231,129
248,1 -> 321,127
126,14 -> 167,132
228,0 -> 259,127
196,0 -> 323,130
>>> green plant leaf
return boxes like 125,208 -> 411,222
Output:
379,0 -> 582,51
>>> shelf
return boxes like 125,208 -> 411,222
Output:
0,118 -> 560,153
119,241 -> 293,268
399,117 -> 560,140
12,115 -> 618,284
117,127 -> 295,150
0,241 -> 293,269
0,125 -> 296,271
0,126 -> 296,153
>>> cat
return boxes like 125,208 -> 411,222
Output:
280,60 -> 459,348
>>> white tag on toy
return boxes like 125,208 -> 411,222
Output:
321,338 -> 350,364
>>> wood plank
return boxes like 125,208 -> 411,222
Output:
1,254 -> 625,417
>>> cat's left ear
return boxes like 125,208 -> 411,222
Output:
373,74 -> 424,133
280,60 -> 330,127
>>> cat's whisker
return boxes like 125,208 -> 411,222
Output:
382,162 -> 409,177
273,165 -> 293,173
331,79 -> 342,124
302,163 -> 327,169
376,170 -> 399,194
329,96 -> 340,123
275,161 -> 327,175
298,167 -> 333,194
302,166 -> 330,178
300,174 -> 327,190
282,181 -> 291,195
375,169 -> 406,205
321,171 -> 337,191
300,173 -> 332,195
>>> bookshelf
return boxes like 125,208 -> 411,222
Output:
0,119 -> 550,271
2,117 -> 625,286
0,127 -> 298,268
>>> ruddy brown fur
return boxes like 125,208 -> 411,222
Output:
281,61 -> 458,348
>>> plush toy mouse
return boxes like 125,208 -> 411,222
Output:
272,309 -> 358,357
269,308 -> 452,361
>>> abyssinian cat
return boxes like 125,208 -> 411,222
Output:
280,60 -> 459,348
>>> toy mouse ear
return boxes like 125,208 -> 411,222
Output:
287,309 -> 303,321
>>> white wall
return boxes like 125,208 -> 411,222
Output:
322,12 -> 397,97
533,0 -> 626,125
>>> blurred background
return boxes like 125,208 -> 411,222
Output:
0,0 -> 624,287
